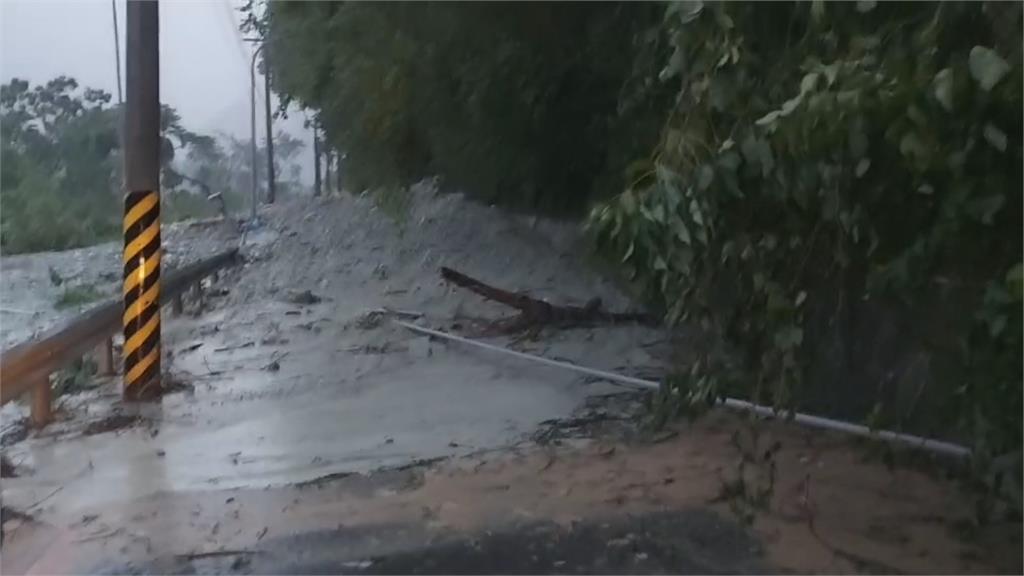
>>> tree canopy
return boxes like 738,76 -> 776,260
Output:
262,1 -> 668,215
0,76 -> 306,252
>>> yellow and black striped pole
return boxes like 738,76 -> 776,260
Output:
122,0 -> 161,400
122,191 -> 161,399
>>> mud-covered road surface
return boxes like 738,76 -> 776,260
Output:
2,187 -> 1021,574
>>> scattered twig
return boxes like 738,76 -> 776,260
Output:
72,527 -> 125,544
202,356 -> 224,376
262,351 -> 290,371
177,549 -> 261,560
179,342 -> 203,354
213,341 -> 254,352
379,307 -> 422,319
25,485 -> 64,511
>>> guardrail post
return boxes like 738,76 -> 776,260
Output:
192,281 -> 203,309
31,376 -> 52,428
96,337 -> 115,376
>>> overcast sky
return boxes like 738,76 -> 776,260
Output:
0,0 -> 313,182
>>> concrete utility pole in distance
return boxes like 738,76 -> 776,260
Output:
336,151 -> 342,193
263,54 -> 276,204
324,149 -> 332,195
250,46 -> 259,220
122,0 -> 162,400
313,120 -> 322,197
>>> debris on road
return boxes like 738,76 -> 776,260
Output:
440,266 -> 653,334
82,414 -> 141,437
213,341 -> 254,353
285,289 -> 322,305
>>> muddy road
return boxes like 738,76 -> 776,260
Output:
2,187 -> 1021,574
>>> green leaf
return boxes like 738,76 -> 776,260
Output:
714,5 -> 734,30
795,291 -> 807,307
741,135 -> 774,176
810,0 -> 825,23
967,195 -> 1005,224
719,150 -> 741,171
779,95 -> 803,117
983,123 -> 1007,152
697,164 -> 714,190
856,0 -> 876,13
848,125 -> 869,158
799,72 -> 819,95
1006,263 -> 1023,300
650,202 -> 666,223
933,68 -> 954,112
673,219 -> 692,244
821,62 -> 840,87
899,132 -> 929,167
689,199 -> 704,226
988,314 -> 1008,338
968,46 -> 1010,91
755,110 -> 781,127
855,158 -> 871,178
667,1 -> 704,24
773,326 -> 804,350
659,47 -> 686,82
906,105 -> 928,128
621,189 -> 637,214
621,241 -> 635,263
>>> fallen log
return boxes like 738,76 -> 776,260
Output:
439,267 -> 654,332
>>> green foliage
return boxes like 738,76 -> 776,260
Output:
372,186 -> 411,225
261,2 -> 668,215
54,357 -> 99,396
588,1 -> 1022,512
1,77 -> 121,252
1,76 -> 255,254
54,283 -> 104,310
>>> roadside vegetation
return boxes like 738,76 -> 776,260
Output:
0,76 -> 306,255
258,0 -> 1020,518
53,283 -> 104,310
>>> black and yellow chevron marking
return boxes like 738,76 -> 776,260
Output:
123,190 -> 162,399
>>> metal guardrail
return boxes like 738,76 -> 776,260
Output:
0,248 -> 239,425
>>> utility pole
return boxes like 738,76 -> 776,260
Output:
263,54 -> 276,203
249,47 -> 259,220
245,37 -> 275,208
336,151 -> 342,193
313,120 -> 321,197
111,0 -> 123,106
324,148 -> 332,196
122,0 -> 162,400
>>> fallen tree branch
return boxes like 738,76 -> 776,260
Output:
439,267 -> 653,332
